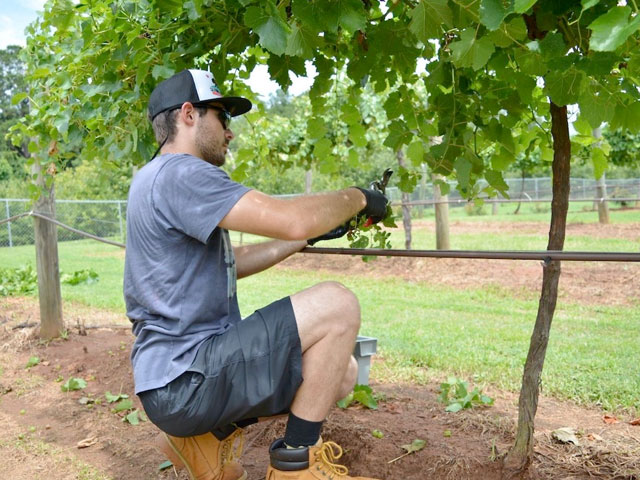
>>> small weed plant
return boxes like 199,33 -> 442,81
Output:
0,265 -> 37,296
464,202 -> 488,216
104,391 -> 129,403
60,269 -> 99,285
0,265 -> 99,297
337,384 -> 378,409
25,356 -> 41,369
388,439 -> 426,464
438,376 -> 494,412
61,377 -> 87,392
105,391 -> 146,425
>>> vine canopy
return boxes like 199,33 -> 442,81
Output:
11,0 -> 640,198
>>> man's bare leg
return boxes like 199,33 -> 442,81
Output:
289,281 -> 361,421
265,282 -> 379,479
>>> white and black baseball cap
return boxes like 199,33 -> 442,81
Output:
148,69 -> 252,120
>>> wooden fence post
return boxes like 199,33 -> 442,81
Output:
396,149 -> 412,249
432,174 -> 450,250
32,160 -> 64,339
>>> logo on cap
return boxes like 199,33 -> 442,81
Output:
204,71 -> 222,97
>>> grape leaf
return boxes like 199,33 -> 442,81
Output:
545,69 -> 585,106
592,147 -> 607,180
401,439 -> 426,454
61,377 -> 87,392
485,170 -> 510,197
285,23 -> 320,59
450,29 -> 495,70
480,0 -> 512,31
244,3 -> 290,56
113,398 -> 134,413
610,102 -> 640,133
589,6 -> 640,52
514,0 -> 538,13
454,157 -> 472,190
409,0 -> 452,43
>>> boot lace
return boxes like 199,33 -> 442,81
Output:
315,441 -> 350,478
221,428 -> 245,465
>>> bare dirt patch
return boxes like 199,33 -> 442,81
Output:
1,303 -> 639,479
1,218 -> 638,479
281,219 -> 640,307
409,217 -> 640,241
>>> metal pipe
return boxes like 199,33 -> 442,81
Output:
301,247 -> 640,262
5,212 -> 640,263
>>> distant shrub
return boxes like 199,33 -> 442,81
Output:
464,203 -> 487,216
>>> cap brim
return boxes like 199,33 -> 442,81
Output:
199,97 -> 252,117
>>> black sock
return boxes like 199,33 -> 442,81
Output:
283,413 -> 323,448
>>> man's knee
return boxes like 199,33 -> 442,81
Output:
315,281 -> 360,330
316,282 -> 360,321
291,281 -> 361,348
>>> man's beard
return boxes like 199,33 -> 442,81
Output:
195,123 -> 226,166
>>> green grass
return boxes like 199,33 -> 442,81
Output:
415,202 -> 640,224
232,213 -> 640,252
0,240 -> 126,310
1,219 -> 639,413
382,230 -> 639,251
238,269 -> 640,413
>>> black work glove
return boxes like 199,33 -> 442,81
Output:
307,222 -> 350,246
354,187 -> 388,224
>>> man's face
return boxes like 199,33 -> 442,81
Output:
194,105 -> 231,167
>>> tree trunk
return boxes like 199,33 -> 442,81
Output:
305,169 -> 312,194
596,173 -> 610,224
503,102 -> 571,478
432,174 -> 450,250
418,163 -> 427,218
592,128 -> 609,224
514,168 -> 526,215
32,161 -> 64,340
397,150 -> 412,249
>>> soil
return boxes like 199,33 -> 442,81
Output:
1,219 -> 639,480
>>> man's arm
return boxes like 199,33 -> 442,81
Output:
219,188 -> 367,241
234,239 -> 307,279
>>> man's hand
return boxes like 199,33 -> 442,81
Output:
307,223 -> 349,246
355,187 -> 388,224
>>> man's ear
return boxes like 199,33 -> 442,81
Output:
178,102 -> 197,126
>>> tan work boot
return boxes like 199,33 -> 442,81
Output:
266,438 -> 380,480
157,429 -> 247,480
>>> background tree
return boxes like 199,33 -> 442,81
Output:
0,45 -> 28,121
0,45 -> 29,186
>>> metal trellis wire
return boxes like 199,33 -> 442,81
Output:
2,210 -> 639,263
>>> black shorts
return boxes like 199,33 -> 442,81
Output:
139,297 -> 303,439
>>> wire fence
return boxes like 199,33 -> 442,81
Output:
1,199 -> 126,248
1,177 -> 639,248
3,210 -> 640,262
385,177 -> 640,205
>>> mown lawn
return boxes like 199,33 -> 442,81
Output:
1,213 -> 638,413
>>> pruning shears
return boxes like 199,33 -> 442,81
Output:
370,168 -> 393,196
363,168 -> 393,227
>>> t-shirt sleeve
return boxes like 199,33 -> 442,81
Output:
152,155 -> 251,243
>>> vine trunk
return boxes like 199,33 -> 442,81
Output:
502,102 -> 571,478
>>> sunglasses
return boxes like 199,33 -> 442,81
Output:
206,105 -> 231,130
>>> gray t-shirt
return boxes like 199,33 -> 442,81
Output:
124,153 -> 251,394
